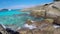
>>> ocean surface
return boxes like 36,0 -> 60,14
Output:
0,10 -> 44,30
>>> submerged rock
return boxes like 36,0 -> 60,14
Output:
26,19 -> 33,25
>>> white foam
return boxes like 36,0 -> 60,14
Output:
53,25 -> 60,28
9,9 -> 11,11
23,24 -> 37,29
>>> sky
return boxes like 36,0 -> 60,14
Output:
0,0 -> 53,9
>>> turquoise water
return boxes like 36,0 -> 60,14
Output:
0,10 -> 44,30
0,10 -> 30,29
0,10 -> 29,16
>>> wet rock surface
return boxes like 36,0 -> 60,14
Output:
0,24 -> 19,34
0,24 -> 9,34
17,18 -> 60,34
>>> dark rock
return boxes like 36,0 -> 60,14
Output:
6,28 -> 19,34
0,24 -> 9,34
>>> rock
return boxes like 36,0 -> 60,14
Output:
6,28 -> 19,34
54,28 -> 60,34
32,29 -> 43,34
53,1 -> 60,9
42,30 -> 54,34
43,18 -> 54,24
45,2 -> 60,19
54,16 -> 60,25
33,18 -> 54,28
17,28 -> 32,34
40,25 -> 55,34
30,10 -> 46,18
41,25 -> 55,32
26,19 -> 33,25
0,24 -> 9,34
33,21 -> 41,27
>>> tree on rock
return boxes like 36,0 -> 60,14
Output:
54,0 -> 60,1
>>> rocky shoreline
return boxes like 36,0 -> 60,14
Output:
0,18 -> 60,34
0,1 -> 60,34
17,1 -> 60,34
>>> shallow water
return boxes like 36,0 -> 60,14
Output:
0,10 -> 44,30
0,10 -> 29,16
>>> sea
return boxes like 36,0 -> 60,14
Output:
0,9 -> 44,30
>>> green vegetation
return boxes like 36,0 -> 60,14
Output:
54,0 -> 60,1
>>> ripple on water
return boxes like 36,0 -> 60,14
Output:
0,10 -> 44,30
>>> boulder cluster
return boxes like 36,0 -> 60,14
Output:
17,19 -> 60,34
17,1 -> 60,34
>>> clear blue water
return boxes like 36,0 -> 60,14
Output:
0,10 -> 44,30
0,10 -> 29,16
